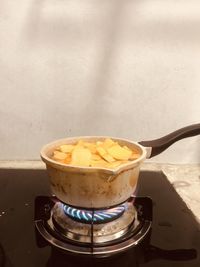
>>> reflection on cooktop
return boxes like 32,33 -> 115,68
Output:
46,245 -> 197,267
0,169 -> 199,267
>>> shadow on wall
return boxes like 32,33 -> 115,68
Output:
23,0 -> 200,133
25,0 -> 126,48
25,0 -> 200,47
24,0 -> 132,130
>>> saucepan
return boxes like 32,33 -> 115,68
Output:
41,123 -> 200,208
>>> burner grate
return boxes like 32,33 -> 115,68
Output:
63,204 -> 127,224
35,196 -> 152,256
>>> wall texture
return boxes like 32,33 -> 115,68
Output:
0,0 -> 199,163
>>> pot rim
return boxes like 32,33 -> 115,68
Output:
40,136 -> 147,174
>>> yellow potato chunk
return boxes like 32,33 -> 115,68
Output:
130,153 -> 140,160
53,150 -> 61,155
90,160 -> 109,168
102,138 -> 116,149
107,145 -> 132,160
52,151 -> 67,161
76,140 -> 84,146
59,144 -> 74,153
101,153 -> 115,163
51,138 -> 140,168
123,145 -> 132,152
96,147 -> 107,157
91,154 -> 102,161
96,141 -> 103,146
71,147 -> 91,167
64,154 -> 72,164
83,142 -> 97,153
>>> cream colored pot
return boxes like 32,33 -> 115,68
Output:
41,124 -> 200,208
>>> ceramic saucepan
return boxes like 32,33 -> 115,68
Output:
41,123 -> 200,208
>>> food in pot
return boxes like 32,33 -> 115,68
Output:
51,138 -> 140,169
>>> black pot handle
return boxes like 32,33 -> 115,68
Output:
139,123 -> 200,158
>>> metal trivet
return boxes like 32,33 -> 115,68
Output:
35,196 -> 152,257
49,201 -> 135,243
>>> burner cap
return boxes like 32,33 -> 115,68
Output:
63,204 -> 126,224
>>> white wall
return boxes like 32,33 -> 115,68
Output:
0,0 -> 199,163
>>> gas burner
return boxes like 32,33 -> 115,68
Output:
63,204 -> 127,224
35,196 -> 152,257
49,201 -> 136,244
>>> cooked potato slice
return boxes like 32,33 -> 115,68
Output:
52,138 -> 140,168
71,147 -> 91,167
59,144 -> 74,153
96,147 -> 107,157
101,153 -> 115,163
63,154 -> 71,164
130,153 -> 140,160
83,142 -> 97,153
53,150 -> 61,155
102,138 -> 115,149
91,154 -> 102,161
52,151 -> 67,161
96,141 -> 103,146
123,145 -> 132,152
90,160 -> 109,168
76,140 -> 84,146
107,145 -> 132,160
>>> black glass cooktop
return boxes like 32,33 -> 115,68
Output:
0,169 -> 199,266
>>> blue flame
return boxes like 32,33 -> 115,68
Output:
63,203 -> 127,224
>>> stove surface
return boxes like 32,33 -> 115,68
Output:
0,169 -> 199,266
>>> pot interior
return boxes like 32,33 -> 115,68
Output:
41,136 -> 146,173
